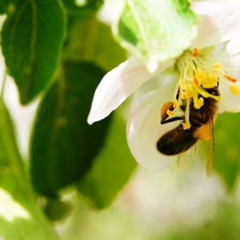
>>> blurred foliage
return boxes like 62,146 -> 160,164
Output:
77,108 -> 136,209
1,0 -> 66,104
0,0 -> 240,240
215,112 -> 240,190
30,61 -> 112,196
155,202 -> 240,240
63,13 -> 127,70
0,99 -> 58,240
44,198 -> 72,222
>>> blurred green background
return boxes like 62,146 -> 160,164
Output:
0,0 -> 240,240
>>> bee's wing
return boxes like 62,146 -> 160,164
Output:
177,146 -> 197,170
197,119 -> 214,176
177,119 -> 215,174
206,118 -> 214,177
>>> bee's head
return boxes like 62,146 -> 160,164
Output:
204,86 -> 220,97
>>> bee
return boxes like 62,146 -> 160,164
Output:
156,87 -> 219,175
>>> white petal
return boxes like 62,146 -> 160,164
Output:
217,47 -> 240,113
127,78 -> 179,172
219,82 -> 240,113
212,40 -> 240,74
88,56 -> 173,124
219,51 -> 240,77
224,37 -> 240,56
98,0 -> 125,26
191,1 -> 240,49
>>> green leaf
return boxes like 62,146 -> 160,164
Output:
0,0 -> 13,14
214,112 -> 240,190
1,0 -> 66,104
30,61 -> 112,197
117,0 -> 197,67
77,109 -> 136,209
44,197 -> 72,222
0,99 -> 58,240
63,15 -> 127,71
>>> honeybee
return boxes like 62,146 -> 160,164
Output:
156,87 -> 219,175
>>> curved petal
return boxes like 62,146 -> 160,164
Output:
219,52 -> 240,77
127,78 -> 179,172
88,56 -> 173,124
224,37 -> 240,56
98,0 -> 125,26
219,82 -> 240,113
191,1 -> 240,49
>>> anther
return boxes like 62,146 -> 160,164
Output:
194,77 -> 201,86
182,122 -> 191,130
212,63 -> 222,69
224,75 -> 238,83
193,96 -> 204,109
193,48 -> 200,58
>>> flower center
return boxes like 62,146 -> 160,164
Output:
163,47 -> 238,129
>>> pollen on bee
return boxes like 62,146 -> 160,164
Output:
167,109 -> 175,117
160,101 -> 175,122
194,124 -> 211,141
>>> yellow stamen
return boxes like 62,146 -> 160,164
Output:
193,96 -> 204,109
224,75 -> 238,83
183,98 -> 191,129
202,74 -> 218,88
182,122 -> 191,130
230,85 -> 240,95
173,100 -> 179,108
212,63 -> 222,70
196,67 -> 206,80
181,84 -> 195,99
168,48 -> 227,133
194,86 -> 220,101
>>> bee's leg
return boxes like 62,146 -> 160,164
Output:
161,116 -> 184,124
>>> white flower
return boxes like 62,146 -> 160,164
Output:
88,1 -> 240,172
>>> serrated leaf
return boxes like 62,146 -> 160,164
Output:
1,0 -> 66,104
30,61 -> 112,197
117,0 -> 197,67
77,110 -> 136,209
214,112 -> 240,189
0,99 -> 58,240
